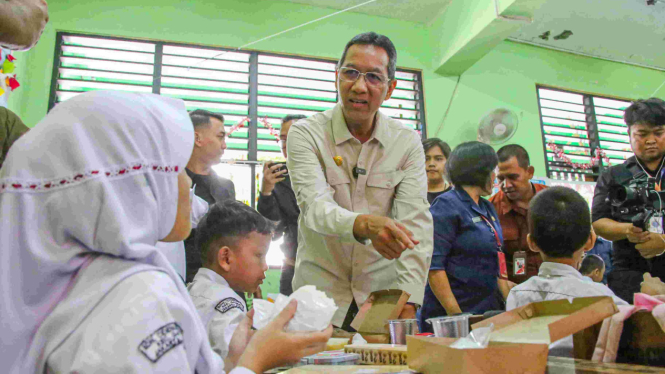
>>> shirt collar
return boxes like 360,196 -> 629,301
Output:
196,267 -> 231,287
454,187 -> 489,216
538,262 -> 584,280
497,182 -> 545,215
331,103 -> 387,146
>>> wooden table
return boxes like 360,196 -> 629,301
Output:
277,357 -> 665,373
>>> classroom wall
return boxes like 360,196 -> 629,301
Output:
8,0 -> 665,176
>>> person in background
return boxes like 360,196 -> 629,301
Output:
188,201 -> 272,370
0,0 -> 48,50
0,91 -> 331,374
1,107 -> 29,168
586,237 -> 613,284
592,98 -> 665,303
507,187 -> 627,357
490,144 -> 547,285
257,114 -> 306,295
422,137 -> 452,204
419,141 -> 508,333
287,32 -> 433,329
184,109 -> 236,283
580,254 -> 606,283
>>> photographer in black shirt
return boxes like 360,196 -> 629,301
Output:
257,114 -> 306,295
592,98 -> 665,302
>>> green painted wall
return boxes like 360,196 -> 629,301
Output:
7,0 -> 665,176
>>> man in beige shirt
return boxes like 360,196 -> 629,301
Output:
286,32 -> 433,329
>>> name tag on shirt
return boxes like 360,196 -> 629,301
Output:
472,216 -> 482,223
649,214 -> 664,234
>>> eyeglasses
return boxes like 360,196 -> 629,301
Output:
338,67 -> 390,86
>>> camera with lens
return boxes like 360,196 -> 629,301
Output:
609,177 -> 665,231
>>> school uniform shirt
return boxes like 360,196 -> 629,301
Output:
34,256 -> 254,374
506,262 -> 628,357
188,268 -> 246,360
286,103 -> 433,327
419,188 -> 505,330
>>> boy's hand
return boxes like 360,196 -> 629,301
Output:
237,300 -> 332,373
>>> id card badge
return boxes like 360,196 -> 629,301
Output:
649,213 -> 664,234
514,251 -> 527,276
498,252 -> 508,279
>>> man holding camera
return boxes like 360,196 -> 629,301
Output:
592,98 -> 665,303
257,114 -> 306,296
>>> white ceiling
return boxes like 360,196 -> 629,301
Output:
280,0 -> 665,70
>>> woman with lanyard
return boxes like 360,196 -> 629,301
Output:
0,91 -> 330,374
418,141 -> 510,332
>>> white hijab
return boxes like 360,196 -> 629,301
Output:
0,91 -> 214,373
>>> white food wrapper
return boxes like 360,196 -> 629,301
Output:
252,285 -> 338,332
352,333 -> 368,345
450,323 -> 494,349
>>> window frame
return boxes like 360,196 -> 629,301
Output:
536,84 -> 634,181
48,31 -> 428,207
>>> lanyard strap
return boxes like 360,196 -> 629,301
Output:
479,215 -> 502,251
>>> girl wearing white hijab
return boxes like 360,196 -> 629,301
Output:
0,91 -> 330,373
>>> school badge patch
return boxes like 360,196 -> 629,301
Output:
138,322 -> 184,363
215,297 -> 245,314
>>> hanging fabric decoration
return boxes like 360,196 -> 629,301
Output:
0,53 -> 19,99
547,143 -> 611,170
259,116 -> 280,142
228,116 -> 249,135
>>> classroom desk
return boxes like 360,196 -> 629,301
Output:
277,357 -> 665,373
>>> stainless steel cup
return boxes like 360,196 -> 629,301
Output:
426,315 -> 470,338
387,319 -> 418,345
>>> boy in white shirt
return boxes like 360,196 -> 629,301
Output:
507,187 -> 628,357
188,200 -> 272,369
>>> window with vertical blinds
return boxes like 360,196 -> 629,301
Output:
536,86 -> 634,181
49,32 -> 427,207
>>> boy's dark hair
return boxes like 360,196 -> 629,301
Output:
189,109 -> 225,129
446,141 -> 498,188
624,98 -> 665,130
282,114 -> 307,125
196,200 -> 274,267
528,187 -> 591,258
579,254 -> 605,276
497,144 -> 530,169
423,138 -> 451,159
338,32 -> 397,80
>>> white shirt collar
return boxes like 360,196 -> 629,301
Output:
195,267 -> 231,287
538,262 -> 584,280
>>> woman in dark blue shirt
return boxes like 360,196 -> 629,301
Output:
419,141 -> 509,333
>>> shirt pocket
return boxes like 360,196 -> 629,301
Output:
366,170 -> 405,215
325,167 -> 352,209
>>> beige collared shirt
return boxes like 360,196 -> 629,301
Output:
286,103 -> 433,326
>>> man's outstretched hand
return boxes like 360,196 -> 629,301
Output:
353,215 -> 419,260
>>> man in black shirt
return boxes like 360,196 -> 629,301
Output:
257,114 -> 306,295
423,138 -> 452,204
592,98 -> 665,303
184,109 -> 236,283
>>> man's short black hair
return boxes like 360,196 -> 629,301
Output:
189,109 -> 225,129
446,141 -> 498,188
196,200 -> 274,267
497,144 -> 530,169
579,254 -> 605,276
528,187 -> 591,258
338,32 -> 397,80
624,98 -> 665,130
423,138 -> 451,159
282,114 -> 307,125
